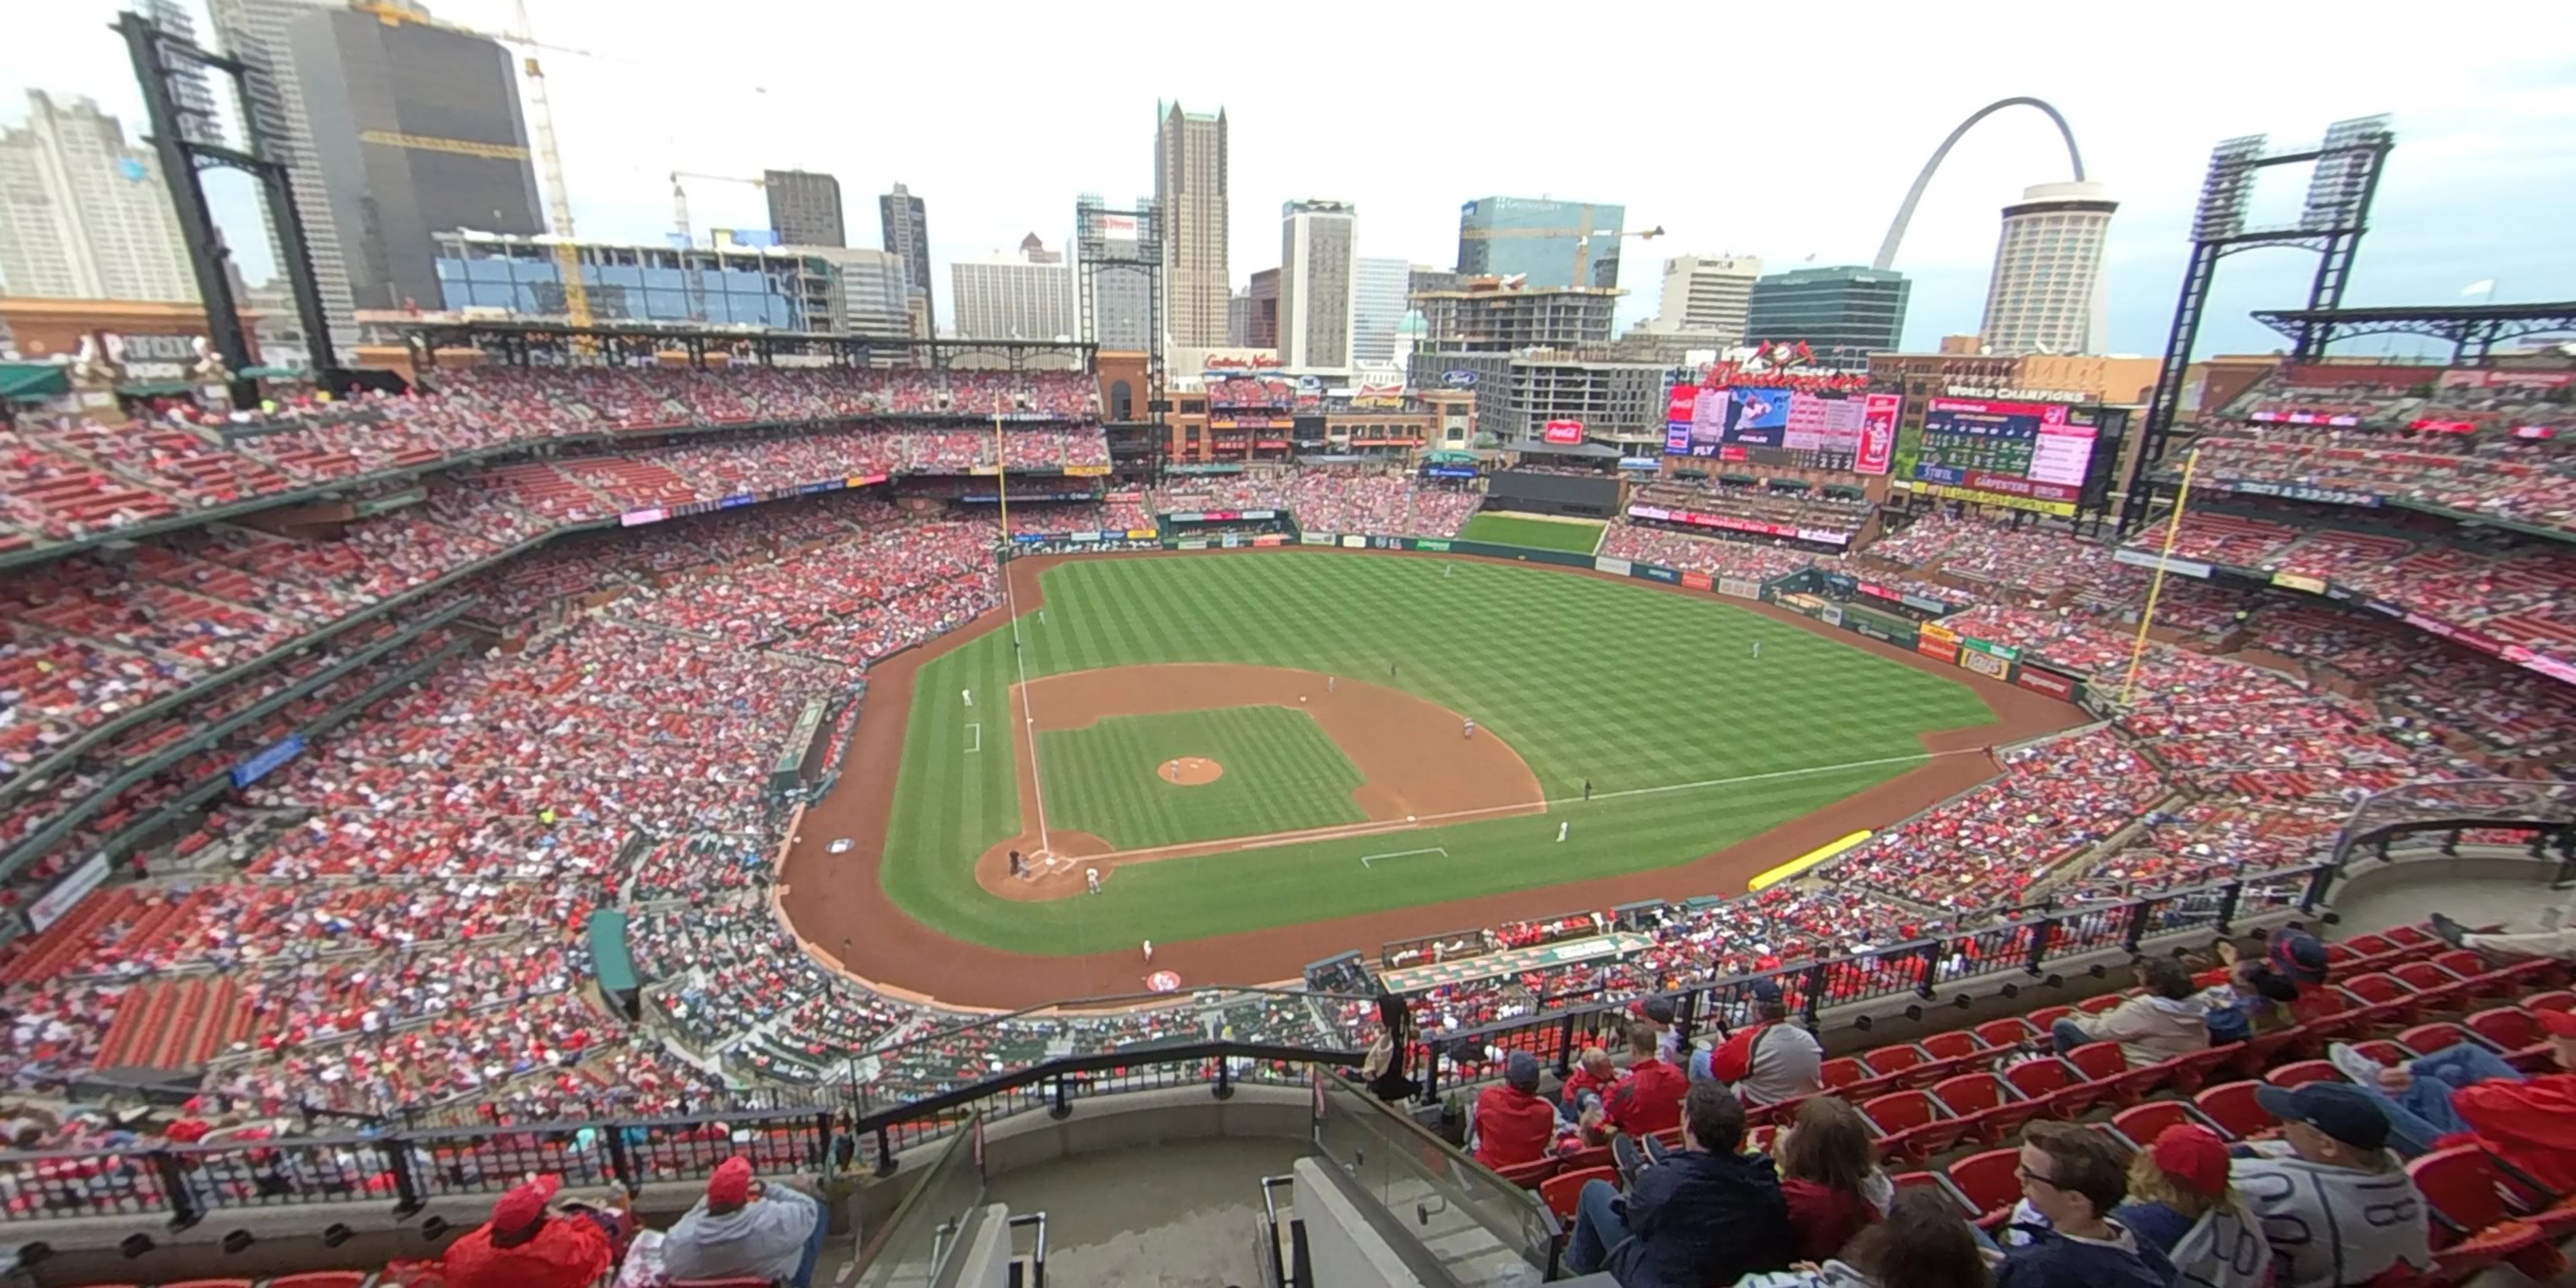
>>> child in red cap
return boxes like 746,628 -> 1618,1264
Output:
2112,1124 -> 2271,1288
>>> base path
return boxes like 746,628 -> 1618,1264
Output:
777,547 -> 2086,1011
978,663 -> 1545,901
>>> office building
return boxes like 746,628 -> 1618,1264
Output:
289,3 -> 543,314
1074,194 -> 1155,352
1278,200 -> 1356,372
1352,258 -> 1408,365
1745,265 -> 1911,362
0,92 -> 197,302
1408,264 -> 1460,300
1154,103 -> 1230,346
1979,180 -> 2117,356
1455,197 -> 1628,289
136,0 -> 224,147
1245,268 -> 1280,350
1646,254 -> 1761,346
952,235 -> 1075,341
432,230 -> 905,336
210,0 -> 354,342
880,182 -> 931,330
1407,346 -> 1665,445
1413,276 -> 1619,352
763,169 -> 844,249
1227,289 -> 1252,347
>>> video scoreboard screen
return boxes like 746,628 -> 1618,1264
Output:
1664,386 -> 1897,474
1909,397 -> 2112,516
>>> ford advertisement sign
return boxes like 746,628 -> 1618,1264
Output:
1441,369 -> 1478,388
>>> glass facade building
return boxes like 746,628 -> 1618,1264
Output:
1454,197 -> 1628,290
1744,265 -> 1912,363
435,233 -> 828,330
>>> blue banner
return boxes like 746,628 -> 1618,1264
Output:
1641,566 -> 1680,584
230,734 -> 307,789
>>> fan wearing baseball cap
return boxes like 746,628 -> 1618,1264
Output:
2231,1083 -> 2430,1288
662,1156 -> 829,1287
2111,1124 -> 2270,1288
439,1174 -> 630,1288
1698,980 -> 1825,1107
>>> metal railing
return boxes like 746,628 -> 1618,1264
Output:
7,795 -> 2567,1231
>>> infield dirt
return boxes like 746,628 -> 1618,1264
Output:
776,547 -> 2081,1011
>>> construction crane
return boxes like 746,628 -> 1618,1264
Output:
1459,213 -> 1665,286
669,172 -> 767,248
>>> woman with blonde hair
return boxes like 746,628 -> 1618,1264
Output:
2111,1124 -> 2270,1288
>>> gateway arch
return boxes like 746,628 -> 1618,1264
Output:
1873,97 -> 2085,271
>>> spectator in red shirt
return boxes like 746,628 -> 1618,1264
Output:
1702,980 -> 1826,1106
1589,1022 -> 1687,1142
2446,1008 -> 2576,1192
439,1174 -> 630,1288
1474,1051 -> 1563,1169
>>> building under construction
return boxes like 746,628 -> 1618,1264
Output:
1410,276 -> 1621,352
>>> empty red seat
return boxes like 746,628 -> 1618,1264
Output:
2195,1080 -> 2279,1139
1862,1042 -> 1937,1089
1495,1156 -> 1558,1188
2029,1005 -> 2076,1030
1940,1148 -> 2023,1230
2063,1041 -> 2163,1106
2075,994 -> 2124,1015
2268,1059 -> 2344,1089
2527,991 -> 2576,1013
2405,1145 -> 2550,1283
1863,1089 -> 1966,1164
1541,1165 -> 1615,1222
2461,1007 -> 2554,1071
2343,974 -> 2423,1029
1933,1071 -> 2043,1146
2112,1100 -> 2218,1146
1974,1018 -> 2040,1050
2007,1056 -> 2104,1119
2395,1023 -> 2478,1056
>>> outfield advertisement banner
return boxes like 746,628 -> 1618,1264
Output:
1957,645 -> 2013,680
1681,571 -> 1713,591
1822,605 -> 1844,627
1341,535 -> 1367,548
28,854 -> 109,932
1169,508 -> 1278,523
1414,539 -> 1452,552
2014,664 -> 2080,702
2112,548 -> 2215,579
1918,621 -> 1961,663
1718,576 -> 1762,600
1595,556 -> 1634,576
1253,534 -> 1285,547
1641,566 -> 1679,584
2271,571 -> 2329,595
1301,532 -> 1334,545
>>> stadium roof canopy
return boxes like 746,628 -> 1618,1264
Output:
2252,301 -> 2576,360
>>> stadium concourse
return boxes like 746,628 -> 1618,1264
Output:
0,355 -> 2569,1235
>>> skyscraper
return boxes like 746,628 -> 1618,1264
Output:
1074,193 -> 1154,352
286,3 -> 542,314
135,0 -> 223,147
1745,266 -> 1911,361
1455,197 -> 1628,289
1352,258 -> 1409,365
1646,254 -> 1762,346
1979,181 -> 2117,356
764,169 -> 846,248
0,92 -> 197,301
1154,103 -> 1229,347
1244,268 -> 1279,350
209,0 -> 355,342
952,235 -> 1075,341
1279,200 -> 1356,372
880,182 -> 931,330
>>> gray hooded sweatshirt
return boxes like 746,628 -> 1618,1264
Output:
661,1184 -> 821,1285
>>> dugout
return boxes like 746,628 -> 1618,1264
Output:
1382,927 -> 1490,971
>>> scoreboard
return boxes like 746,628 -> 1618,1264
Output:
1909,397 -> 2114,517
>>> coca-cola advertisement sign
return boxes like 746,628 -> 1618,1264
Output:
1543,419 -> 1584,445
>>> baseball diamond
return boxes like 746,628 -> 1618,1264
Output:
780,547 -> 2082,1008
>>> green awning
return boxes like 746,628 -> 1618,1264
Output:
0,364 -> 69,403
1420,450 -> 1479,464
115,380 -> 196,397
587,908 -> 638,994
240,364 -> 307,380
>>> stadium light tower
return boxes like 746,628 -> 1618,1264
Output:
2124,115 -> 2395,533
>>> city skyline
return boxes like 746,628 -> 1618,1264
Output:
3,0 -> 2571,358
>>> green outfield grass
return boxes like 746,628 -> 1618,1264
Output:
1457,512 -> 1607,553
878,552 -> 1996,953
1037,707 -> 1366,850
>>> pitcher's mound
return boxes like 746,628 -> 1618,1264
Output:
1160,757 -> 1224,786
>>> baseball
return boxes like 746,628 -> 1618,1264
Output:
1300,696 -> 1307,703
1407,814 -> 1416,822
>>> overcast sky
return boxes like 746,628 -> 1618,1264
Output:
8,0 -> 2574,358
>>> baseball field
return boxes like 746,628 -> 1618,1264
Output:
858,551 -> 2001,955
1455,512 -> 1608,553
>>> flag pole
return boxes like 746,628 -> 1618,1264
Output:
2120,446 -> 2200,707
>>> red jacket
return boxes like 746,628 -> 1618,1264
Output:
2448,1072 -> 2576,1196
1606,1056 -> 1688,1139
1707,1022 -> 1770,1086
440,1214 -> 614,1288
1781,1176 -> 1878,1262
1474,1084 -> 1559,1169
1563,1065 -> 1619,1111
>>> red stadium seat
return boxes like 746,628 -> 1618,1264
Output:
2395,1023 -> 2479,1057
2005,1055 -> 2103,1119
1918,1030 -> 1990,1078
2028,1005 -> 2076,1030
2157,1042 -> 2241,1095
1974,1018 -> 2040,1051
2062,1041 -> 2162,1106
1495,1157 -> 1558,1188
2342,974 -> 2424,1030
1863,1089 -> 1965,1164
2268,1059 -> 2344,1089
1541,1166 -> 1615,1222
2075,994 -> 2124,1016
2111,1100 -> 2220,1147
2434,949 -> 2554,998
1934,1071 -> 2044,1147
1940,1148 -> 2024,1231
2462,1007 -> 2554,1071
2405,1146 -> 2551,1283
1861,1042 -> 1937,1090
2195,1080 -> 2280,1140
267,1277 -> 372,1288
2391,959 -> 2471,1005
2292,986 -> 2368,1046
